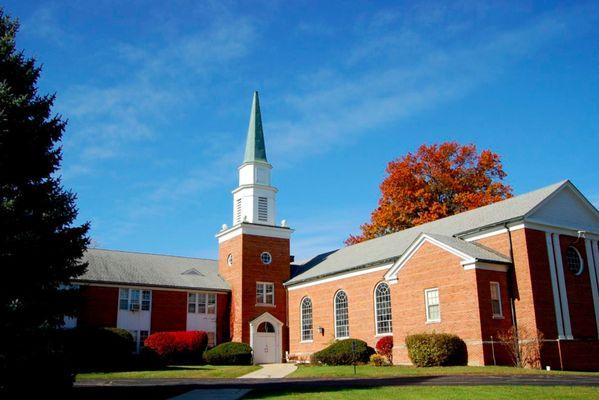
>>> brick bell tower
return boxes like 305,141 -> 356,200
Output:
216,91 -> 292,363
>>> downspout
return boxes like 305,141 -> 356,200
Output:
505,222 -> 521,367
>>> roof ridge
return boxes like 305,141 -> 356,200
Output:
340,180 -> 567,251
88,248 -> 217,262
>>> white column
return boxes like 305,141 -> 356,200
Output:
585,239 -> 599,339
546,232 -> 565,339
552,233 -> 573,339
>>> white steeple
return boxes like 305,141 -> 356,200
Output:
232,91 -> 277,226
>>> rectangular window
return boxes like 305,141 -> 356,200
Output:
425,288 -> 440,322
256,282 -> 274,305
197,293 -> 207,314
188,293 -> 196,313
141,290 -> 151,311
188,292 -> 216,314
140,330 -> 149,348
258,197 -> 268,222
119,288 -> 129,310
130,289 -> 140,311
490,282 -> 503,318
207,293 -> 216,314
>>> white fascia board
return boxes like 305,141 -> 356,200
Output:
384,234 -> 475,281
523,219 -> 599,239
462,261 -> 509,272
216,223 -> 293,242
462,223 -> 525,242
232,184 -> 278,195
287,263 -> 393,291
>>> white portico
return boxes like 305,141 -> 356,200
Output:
249,312 -> 284,364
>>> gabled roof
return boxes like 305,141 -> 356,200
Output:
424,233 -> 512,264
286,180 -> 574,286
384,233 -> 511,281
243,91 -> 268,163
75,249 -> 230,291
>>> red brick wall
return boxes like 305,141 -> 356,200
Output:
79,285 -> 118,327
558,235 -> 597,339
151,290 -> 187,332
219,232 -> 290,354
288,268 -> 388,360
391,241 -> 486,365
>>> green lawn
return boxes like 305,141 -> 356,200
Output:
245,386 -> 599,400
289,365 -> 599,378
76,364 -> 260,380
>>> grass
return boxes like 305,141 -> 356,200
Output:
289,365 -> 599,378
76,364 -> 260,380
245,386 -> 599,399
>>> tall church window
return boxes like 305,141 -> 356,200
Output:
374,282 -> 392,335
334,290 -> 349,338
301,297 -> 313,341
425,288 -> 440,322
490,282 -> 503,318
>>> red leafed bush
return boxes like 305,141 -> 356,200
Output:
376,336 -> 393,363
144,331 -> 208,363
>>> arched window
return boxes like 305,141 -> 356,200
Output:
374,282 -> 392,335
257,321 -> 275,333
300,297 -> 313,341
334,290 -> 349,338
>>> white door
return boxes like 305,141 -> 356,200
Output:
254,332 -> 276,364
253,321 -> 277,364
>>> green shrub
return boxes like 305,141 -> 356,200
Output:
311,339 -> 375,365
204,342 -> 253,365
405,333 -> 467,367
369,353 -> 390,366
65,327 -> 135,372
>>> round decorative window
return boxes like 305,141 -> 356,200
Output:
227,254 -> 233,266
260,252 -> 272,265
565,246 -> 584,276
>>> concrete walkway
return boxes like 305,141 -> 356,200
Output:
239,363 -> 298,379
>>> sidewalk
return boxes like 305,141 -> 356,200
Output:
239,363 -> 298,379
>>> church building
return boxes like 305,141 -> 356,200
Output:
73,92 -> 599,370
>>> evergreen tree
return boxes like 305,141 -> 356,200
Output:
0,10 -> 89,336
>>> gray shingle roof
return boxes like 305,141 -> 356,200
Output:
75,249 -> 230,291
423,233 -> 511,264
286,180 -> 567,285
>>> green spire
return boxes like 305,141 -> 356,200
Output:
243,91 -> 268,163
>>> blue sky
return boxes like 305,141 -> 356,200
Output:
6,1 -> 599,260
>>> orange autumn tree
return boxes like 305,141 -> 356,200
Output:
346,142 -> 513,245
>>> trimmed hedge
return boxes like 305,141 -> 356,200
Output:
204,342 -> 253,365
405,333 -> 467,367
311,339 -> 375,365
144,331 -> 208,364
65,327 -> 135,372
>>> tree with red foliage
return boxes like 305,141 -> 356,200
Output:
376,335 -> 394,363
346,142 -> 512,245
144,331 -> 208,363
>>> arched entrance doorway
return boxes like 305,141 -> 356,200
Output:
249,312 -> 283,364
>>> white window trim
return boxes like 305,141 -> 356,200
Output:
119,287 -> 152,312
565,246 -> 585,276
256,281 -> 275,305
334,290 -> 350,339
374,282 -> 393,335
187,291 -> 217,315
424,288 -> 440,323
300,297 -> 313,343
490,281 -> 504,318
